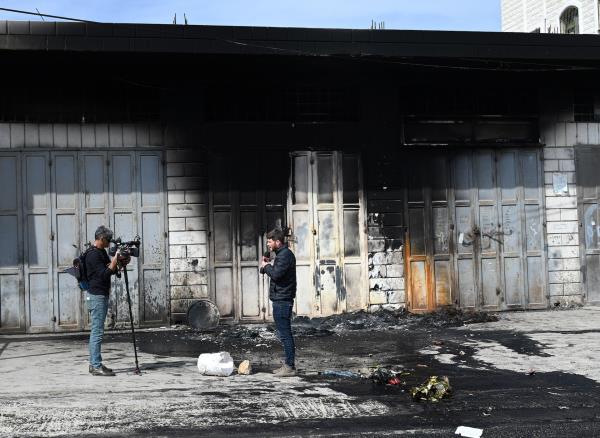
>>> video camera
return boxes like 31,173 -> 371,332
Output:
109,236 -> 141,258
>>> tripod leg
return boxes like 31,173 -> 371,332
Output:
123,267 -> 141,374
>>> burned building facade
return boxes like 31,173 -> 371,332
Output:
0,21 -> 599,333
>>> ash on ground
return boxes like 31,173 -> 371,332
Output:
292,307 -> 498,336
190,307 -> 498,340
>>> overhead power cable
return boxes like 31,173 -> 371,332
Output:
0,7 -> 597,72
0,6 -> 98,23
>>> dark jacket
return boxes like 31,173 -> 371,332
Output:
86,247 -> 116,296
261,246 -> 297,302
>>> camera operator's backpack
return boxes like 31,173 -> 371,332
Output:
65,246 -> 93,290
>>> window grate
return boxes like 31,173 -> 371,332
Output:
574,91 -> 600,122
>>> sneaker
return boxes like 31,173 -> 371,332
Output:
272,365 -> 286,374
89,366 -> 115,377
273,364 -> 297,377
89,364 -> 113,374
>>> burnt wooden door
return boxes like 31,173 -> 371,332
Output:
577,147 -> 600,304
288,151 -> 366,317
406,149 -> 546,312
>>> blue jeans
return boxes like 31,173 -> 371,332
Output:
272,300 -> 295,368
86,293 -> 109,369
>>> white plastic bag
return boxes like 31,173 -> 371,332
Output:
197,352 -> 235,377
455,426 -> 483,438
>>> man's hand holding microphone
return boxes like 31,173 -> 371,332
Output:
260,250 -> 271,270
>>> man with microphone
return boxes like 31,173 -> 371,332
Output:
260,228 -> 297,377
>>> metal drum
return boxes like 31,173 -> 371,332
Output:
187,300 -> 220,331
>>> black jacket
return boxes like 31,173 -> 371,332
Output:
86,247 -> 116,296
261,246 -> 297,302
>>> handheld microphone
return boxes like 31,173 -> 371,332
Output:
261,250 -> 271,275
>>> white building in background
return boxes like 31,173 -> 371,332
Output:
502,0 -> 600,33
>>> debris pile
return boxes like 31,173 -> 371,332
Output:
187,307 -> 498,345
202,325 -> 277,341
416,307 -> 498,328
292,307 -> 498,337
409,376 -> 452,402
369,366 -> 407,386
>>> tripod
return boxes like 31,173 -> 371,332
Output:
122,266 -> 141,375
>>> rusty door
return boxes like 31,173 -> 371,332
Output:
577,147 -> 600,305
406,149 -> 546,311
406,153 -> 452,312
208,153 -> 287,322
288,151 -> 366,317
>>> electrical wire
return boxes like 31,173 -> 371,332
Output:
217,38 -> 599,72
0,6 -> 98,23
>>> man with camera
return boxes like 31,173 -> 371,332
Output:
260,229 -> 297,377
85,225 -> 128,376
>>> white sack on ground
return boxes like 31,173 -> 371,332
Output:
455,426 -> 483,438
197,352 -> 235,377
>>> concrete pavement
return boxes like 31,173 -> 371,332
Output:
1,307 -> 600,437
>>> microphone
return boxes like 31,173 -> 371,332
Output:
261,250 -> 271,275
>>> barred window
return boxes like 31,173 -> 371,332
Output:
574,90 -> 600,122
